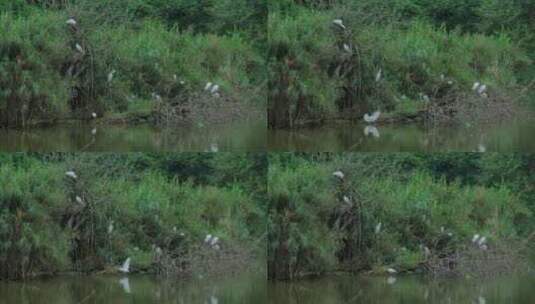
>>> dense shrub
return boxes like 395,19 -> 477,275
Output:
0,154 -> 265,280
268,154 -> 534,279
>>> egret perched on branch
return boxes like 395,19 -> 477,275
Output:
204,82 -> 213,91
332,19 -> 346,30
343,44 -> 352,53
375,222 -> 382,234
107,70 -> 116,83
472,82 -> 481,91
363,111 -> 381,123
75,43 -> 84,53
205,234 -> 213,243
472,234 -> 480,243
332,170 -> 344,179
75,196 -> 84,205
118,257 -> 131,273
66,18 -> 77,26
210,237 -> 219,247
210,84 -> 220,94
92,112 -> 97,119
65,171 -> 77,179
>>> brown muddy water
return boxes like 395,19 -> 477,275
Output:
0,120 -> 266,152
268,119 -> 535,152
1,272 -> 533,304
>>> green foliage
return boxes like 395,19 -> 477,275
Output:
0,154 -> 265,279
268,154 -> 534,279
0,1 -> 266,128
268,0 -> 533,128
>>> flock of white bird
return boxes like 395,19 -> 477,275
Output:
204,234 -> 221,250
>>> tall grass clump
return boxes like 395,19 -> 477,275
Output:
0,11 -> 70,127
0,154 -> 265,280
268,154 -> 534,280
268,1 -> 533,128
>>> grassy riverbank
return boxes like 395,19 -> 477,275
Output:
0,153 -> 266,280
0,1 -> 266,128
268,153 -> 535,280
268,0 -> 534,128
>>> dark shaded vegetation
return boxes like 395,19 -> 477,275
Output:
268,0 -> 534,128
0,153 -> 266,280
0,0 -> 267,128
268,153 -> 535,280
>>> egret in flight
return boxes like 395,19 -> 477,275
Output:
363,111 -> 381,123
118,257 -> 131,273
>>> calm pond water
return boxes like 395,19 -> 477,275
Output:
0,272 -> 267,304
0,120 -> 266,152
268,273 -> 535,304
268,119 -> 535,152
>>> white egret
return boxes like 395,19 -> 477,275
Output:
75,196 -> 83,205
363,111 -> 381,123
75,43 -> 84,53
447,80 -> 453,85
472,234 -> 480,243
422,95 -> 430,103
91,128 -> 97,136
477,84 -> 487,95
343,196 -> 351,204
364,125 -> 380,138
332,19 -> 346,29
173,74 -> 177,81
107,70 -> 116,83
65,171 -> 77,179
387,268 -> 397,274
210,84 -> 220,94
387,276 -> 396,284
478,236 -> 486,246
118,257 -> 131,273
210,236 -> 219,246
440,74 -> 445,81
478,144 -> 486,153
66,18 -> 77,26
92,112 -> 97,119
440,226 -> 445,233
205,234 -> 213,243
332,170 -> 344,179
343,44 -> 352,53
108,221 -> 114,234
180,80 -> 185,85
204,82 -> 213,91
375,69 -> 382,82
375,222 -> 382,234
119,277 -> 131,293
179,232 -> 185,237
472,82 -> 480,91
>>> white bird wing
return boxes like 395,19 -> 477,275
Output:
122,258 -> 131,271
